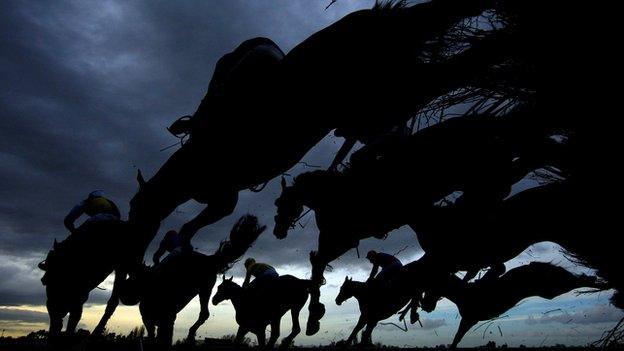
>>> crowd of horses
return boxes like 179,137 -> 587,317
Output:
39,0 -> 620,349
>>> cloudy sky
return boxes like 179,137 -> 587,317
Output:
1,0 -> 621,347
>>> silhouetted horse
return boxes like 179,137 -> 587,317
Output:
408,262 -> 603,348
128,0 -> 514,260
274,112 -> 566,332
212,275 -> 311,348
122,215 -> 265,347
335,276 -> 411,346
130,1 -> 544,335
40,219 -> 132,337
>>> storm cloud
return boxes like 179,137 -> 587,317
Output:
1,0 -> 621,346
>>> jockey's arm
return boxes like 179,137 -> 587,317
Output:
64,201 -> 85,234
242,270 -> 252,288
368,264 -> 379,281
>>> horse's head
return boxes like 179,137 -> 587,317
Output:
212,275 -> 240,305
273,177 -> 305,239
335,276 -> 357,306
128,169 -> 182,253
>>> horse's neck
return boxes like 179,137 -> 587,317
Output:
297,174 -> 339,208
351,282 -> 369,301
436,275 -> 465,305
228,287 -> 245,310
297,185 -> 323,209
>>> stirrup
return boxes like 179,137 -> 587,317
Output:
167,115 -> 193,137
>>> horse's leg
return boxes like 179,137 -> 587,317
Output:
66,304 -> 83,334
306,251 -> 326,336
178,191 -> 238,246
46,303 -> 64,337
267,318 -> 281,348
360,321 -> 377,346
144,319 -> 156,340
399,298 -> 421,325
307,231 -> 355,335
233,326 -> 248,345
451,318 -> 474,349
157,317 -> 175,348
92,270 -> 126,336
345,315 -> 366,345
187,287 -> 211,341
256,329 -> 266,348
280,307 -> 302,348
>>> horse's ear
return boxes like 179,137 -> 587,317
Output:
228,275 -> 234,281
137,169 -> 146,189
344,276 -> 349,282
281,176 -> 287,190
348,277 -> 352,281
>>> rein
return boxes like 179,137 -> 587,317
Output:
289,208 -> 313,229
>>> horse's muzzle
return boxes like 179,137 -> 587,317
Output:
273,223 -> 288,239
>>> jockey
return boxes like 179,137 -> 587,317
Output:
366,250 -> 403,283
64,190 -> 121,235
40,191 -> 120,272
243,258 -> 279,289
153,229 -> 184,265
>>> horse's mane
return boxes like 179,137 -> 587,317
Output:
373,0 -> 409,11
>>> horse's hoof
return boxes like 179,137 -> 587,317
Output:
305,319 -> 320,336
336,340 -> 350,348
310,302 -> 326,319
279,338 -> 294,349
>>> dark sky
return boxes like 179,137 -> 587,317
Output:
1,0 -> 621,346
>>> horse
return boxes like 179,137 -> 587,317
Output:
335,276 -> 412,346
130,1 -> 543,335
407,262 -> 604,348
40,219 -> 132,339
128,0 -> 516,261
121,215 -> 265,347
212,275 -> 312,348
274,111 -> 567,332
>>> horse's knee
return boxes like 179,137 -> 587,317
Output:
199,310 -> 210,322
